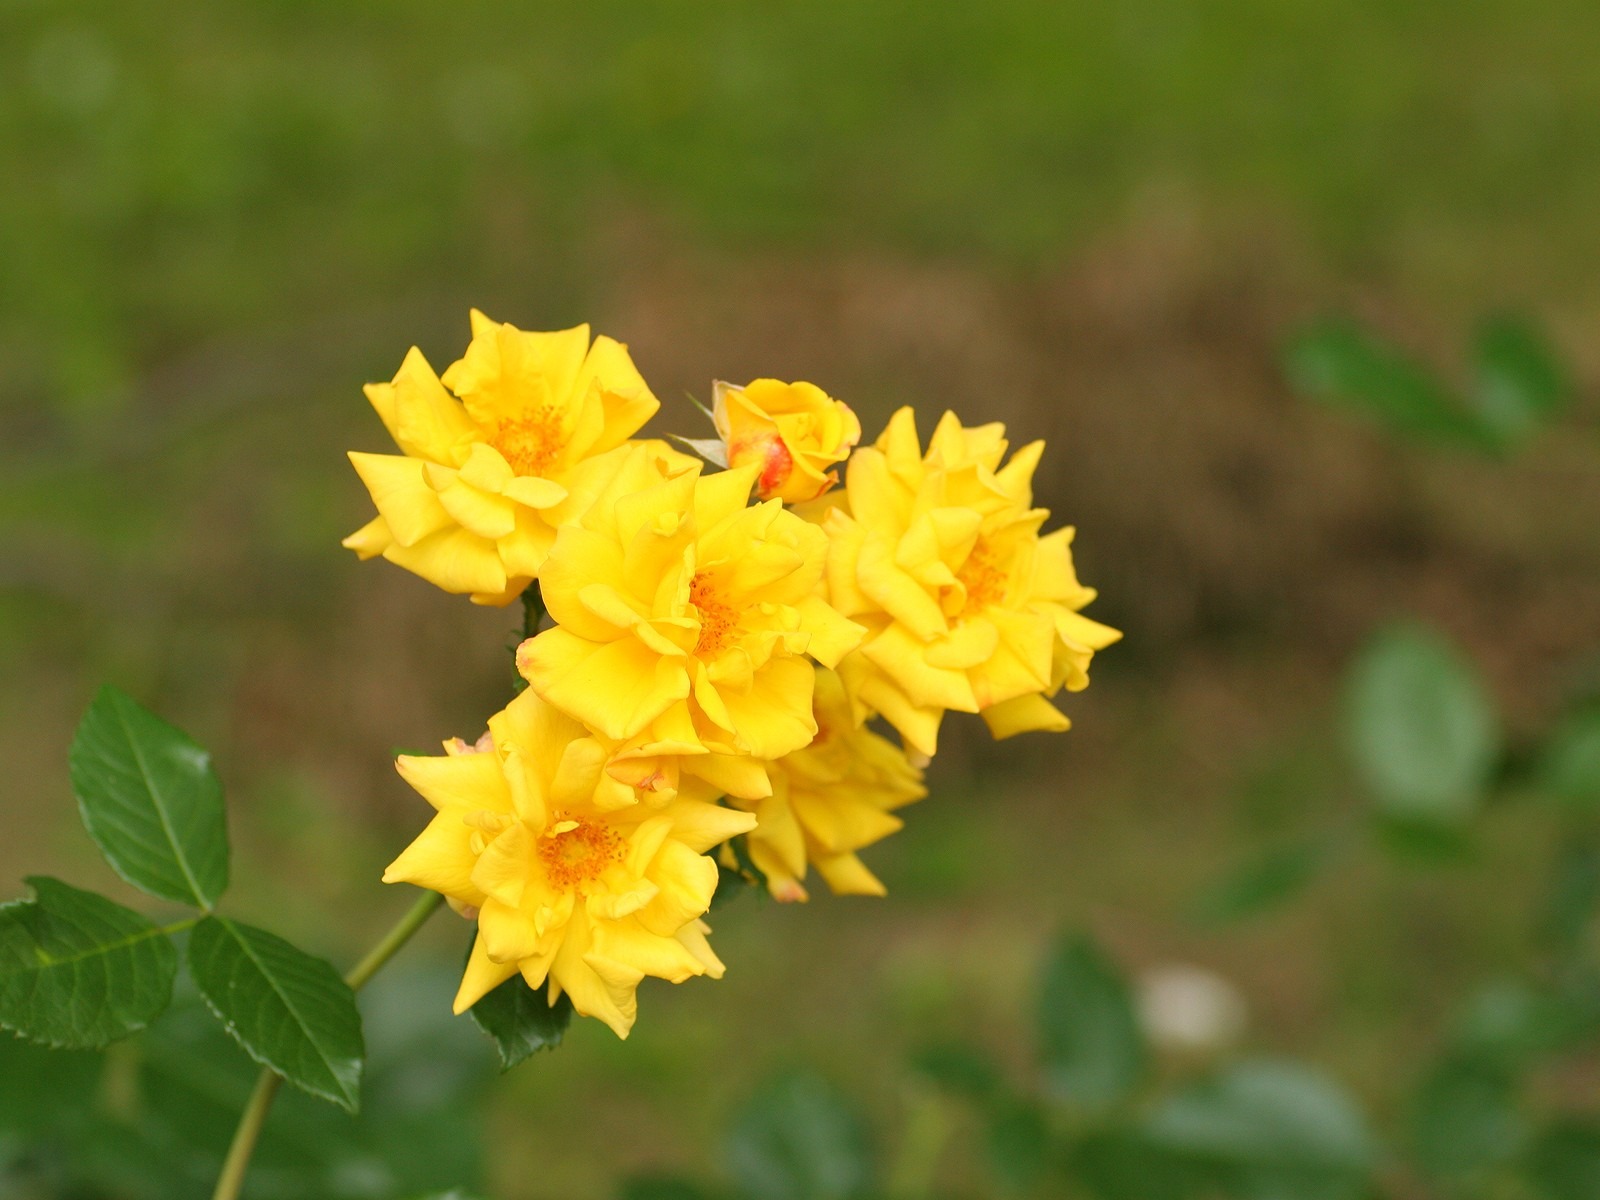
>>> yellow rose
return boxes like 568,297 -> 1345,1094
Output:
343,310 -> 665,604
516,451 -> 865,767
712,379 -> 861,505
734,669 -> 925,902
825,408 -> 1121,757
382,687 -> 755,1038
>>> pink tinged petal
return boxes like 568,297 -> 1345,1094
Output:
382,525 -> 508,595
348,452 -> 454,547
813,851 -> 887,897
452,932 -> 521,1013
981,693 -> 1071,739
342,514 -> 393,560
661,798 -> 758,855
381,812 -> 483,901
522,628 -> 692,741
396,751 -> 513,813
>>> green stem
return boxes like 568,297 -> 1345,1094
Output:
343,889 -> 446,992
209,889 -> 446,1200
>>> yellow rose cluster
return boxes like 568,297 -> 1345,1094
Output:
350,312 -> 1118,1037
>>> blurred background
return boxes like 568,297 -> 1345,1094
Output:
3,3 -> 1600,1197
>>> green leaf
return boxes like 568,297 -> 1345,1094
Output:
1410,1055 -> 1526,1180
910,1041 -> 1001,1101
1527,1121 -> 1600,1200
0,876 -> 177,1049
0,1033 -> 102,1133
1538,711 -> 1600,810
986,1099 -> 1050,1195
1283,320 -> 1485,448
69,685 -> 229,910
619,1177 -> 720,1200
186,916 -> 363,1112
1345,624 -> 1501,827
725,1072 -> 872,1200
468,970 -> 572,1071
1071,1130 -> 1203,1200
1145,1060 -> 1376,1174
1038,933 -> 1146,1109
1193,839 -> 1326,925
1470,317 -> 1569,449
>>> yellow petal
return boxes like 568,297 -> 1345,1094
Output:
348,452 -> 453,547
396,751 -> 512,813
381,812 -> 481,900
981,693 -> 1071,739
342,514 -> 393,560
382,525 -> 508,596
452,932 -> 520,1014
521,627 -> 691,741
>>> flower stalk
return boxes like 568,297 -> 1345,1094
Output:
210,888 -> 445,1200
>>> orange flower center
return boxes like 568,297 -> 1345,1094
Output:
489,405 -> 564,476
956,539 -> 1008,614
538,815 -> 624,891
690,572 -> 739,657
729,432 -> 794,498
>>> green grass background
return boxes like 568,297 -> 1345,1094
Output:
3,3 -> 1600,1196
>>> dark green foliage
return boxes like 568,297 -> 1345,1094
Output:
1038,934 -> 1146,1109
0,876 -> 176,1049
1345,623 -> 1501,828
187,915 -> 364,1111
1410,1055 -> 1527,1180
725,1073 -> 872,1200
1284,315 -> 1570,453
1194,838 -> 1327,924
69,686 -> 229,910
468,968 -> 573,1071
